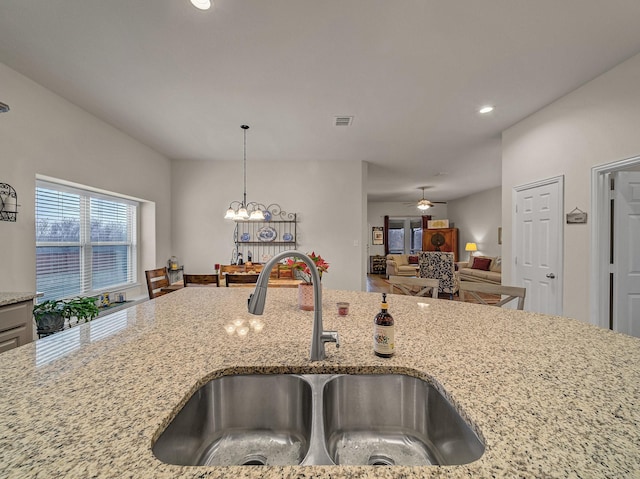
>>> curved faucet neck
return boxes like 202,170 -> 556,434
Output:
247,250 -> 327,361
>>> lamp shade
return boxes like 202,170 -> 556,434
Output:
465,242 -> 478,252
233,207 -> 249,221
224,208 -> 236,219
190,0 -> 212,10
417,199 -> 433,210
249,209 -> 265,220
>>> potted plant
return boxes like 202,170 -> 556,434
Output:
33,296 -> 100,337
286,252 -> 329,311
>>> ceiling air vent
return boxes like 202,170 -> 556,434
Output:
334,116 -> 353,127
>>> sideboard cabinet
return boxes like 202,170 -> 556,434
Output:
422,227 -> 459,262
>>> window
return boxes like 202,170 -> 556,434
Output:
388,218 -> 423,254
35,180 -> 137,302
410,219 -> 423,253
388,219 -> 405,254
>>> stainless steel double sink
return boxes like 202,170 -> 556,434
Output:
152,373 -> 484,467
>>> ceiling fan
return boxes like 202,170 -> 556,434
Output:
404,187 -> 447,210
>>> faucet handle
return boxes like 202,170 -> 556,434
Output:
322,331 -> 340,348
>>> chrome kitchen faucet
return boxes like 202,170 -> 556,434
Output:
247,250 -> 339,361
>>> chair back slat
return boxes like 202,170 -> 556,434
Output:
183,274 -> 219,287
145,267 -> 171,299
459,282 -> 526,310
225,273 -> 260,286
388,275 -> 439,298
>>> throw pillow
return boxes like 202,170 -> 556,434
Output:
408,255 -> 419,264
490,256 -> 502,273
471,257 -> 492,271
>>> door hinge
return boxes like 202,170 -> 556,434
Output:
515,256 -> 518,265
609,176 -> 616,200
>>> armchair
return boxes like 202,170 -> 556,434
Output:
418,251 -> 459,298
385,254 -> 420,277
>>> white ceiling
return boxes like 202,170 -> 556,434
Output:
2,0 -> 640,203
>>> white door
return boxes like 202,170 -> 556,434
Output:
613,171 -> 640,337
514,177 -> 563,315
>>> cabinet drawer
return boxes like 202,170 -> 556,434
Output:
0,300 -> 33,352
0,301 -> 31,332
0,325 -> 28,353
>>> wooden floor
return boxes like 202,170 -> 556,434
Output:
366,274 -> 391,293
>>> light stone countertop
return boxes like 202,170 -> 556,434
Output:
0,287 -> 639,478
0,292 -> 40,307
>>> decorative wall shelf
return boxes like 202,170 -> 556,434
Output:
0,183 -> 18,222
232,204 -> 297,264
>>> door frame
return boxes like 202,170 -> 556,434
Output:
591,154 -> 640,328
512,175 -> 564,315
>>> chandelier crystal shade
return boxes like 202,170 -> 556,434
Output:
224,125 -> 266,221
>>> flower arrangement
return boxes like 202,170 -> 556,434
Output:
286,252 -> 329,284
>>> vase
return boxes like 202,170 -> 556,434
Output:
298,283 -> 316,311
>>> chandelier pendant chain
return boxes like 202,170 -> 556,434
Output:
242,124 -> 248,209
224,124 -> 266,221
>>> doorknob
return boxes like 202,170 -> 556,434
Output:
546,273 -> 556,279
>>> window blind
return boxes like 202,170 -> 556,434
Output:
35,181 -> 137,302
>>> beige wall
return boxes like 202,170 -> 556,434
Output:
0,62 -> 172,295
447,186 -> 502,260
171,159 -> 367,291
502,52 -> 640,323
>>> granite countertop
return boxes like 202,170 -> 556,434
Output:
0,287 -> 639,478
0,292 -> 40,307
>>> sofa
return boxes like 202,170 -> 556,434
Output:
385,254 -> 420,277
457,255 -> 502,284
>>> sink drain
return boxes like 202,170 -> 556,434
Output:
368,454 -> 396,466
240,454 -> 267,466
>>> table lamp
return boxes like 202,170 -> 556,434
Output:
465,242 -> 478,263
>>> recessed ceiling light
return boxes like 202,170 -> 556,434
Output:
478,105 -> 495,114
190,0 -> 212,10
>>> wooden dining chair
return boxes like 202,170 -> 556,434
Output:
459,282 -> 527,310
183,274 -> 219,287
388,275 -> 439,298
225,273 -> 260,287
145,267 -> 172,299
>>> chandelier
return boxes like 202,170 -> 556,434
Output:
224,125 -> 266,221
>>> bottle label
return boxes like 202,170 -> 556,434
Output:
373,325 -> 395,355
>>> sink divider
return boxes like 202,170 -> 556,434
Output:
298,374 -> 338,466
